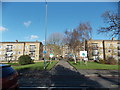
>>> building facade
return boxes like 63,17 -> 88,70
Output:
0,40 -> 43,61
85,38 -> 120,61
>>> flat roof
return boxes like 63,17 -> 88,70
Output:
0,41 -> 42,44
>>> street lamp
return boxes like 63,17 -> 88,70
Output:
44,0 -> 48,70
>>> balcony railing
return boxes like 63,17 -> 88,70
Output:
5,48 -> 12,52
92,46 -> 98,50
92,53 -> 99,56
29,50 -> 35,52
29,48 -> 35,52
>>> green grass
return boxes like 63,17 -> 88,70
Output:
3,61 -> 58,71
68,61 -> 119,70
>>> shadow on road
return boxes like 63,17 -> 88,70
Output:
50,64 -> 103,88
18,61 -> 120,89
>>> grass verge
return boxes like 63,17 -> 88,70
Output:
68,61 -> 119,70
3,61 -> 58,71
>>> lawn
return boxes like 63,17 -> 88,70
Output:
3,61 -> 58,71
68,61 -> 119,70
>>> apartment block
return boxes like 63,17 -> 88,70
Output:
85,38 -> 120,61
0,40 -> 43,61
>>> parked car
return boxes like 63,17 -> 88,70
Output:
0,64 -> 19,89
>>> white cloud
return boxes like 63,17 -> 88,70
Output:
23,21 -> 31,28
0,26 -> 8,31
25,35 -> 39,40
30,35 -> 39,40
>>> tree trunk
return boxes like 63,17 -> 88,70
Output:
74,54 -> 77,63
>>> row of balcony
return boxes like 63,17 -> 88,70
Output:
5,48 -> 36,52
91,46 -> 120,50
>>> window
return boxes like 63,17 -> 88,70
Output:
6,45 -> 13,52
118,43 -> 120,50
92,43 -> 98,50
18,52 -> 20,54
100,49 -> 103,52
13,51 -> 16,54
114,49 -> 117,53
113,44 -> 117,47
26,46 -> 28,49
108,49 -> 111,52
0,51 -> 2,55
0,45 -> 2,49
18,45 -> 22,49
100,43 -> 103,47
118,50 -> 120,56
14,46 -> 16,48
92,50 -> 99,56
107,43 -> 110,47
30,45 -> 36,52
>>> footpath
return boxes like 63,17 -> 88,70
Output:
77,69 -> 119,77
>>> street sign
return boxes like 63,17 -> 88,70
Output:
50,53 -> 53,58
43,51 -> 46,54
80,51 -> 87,57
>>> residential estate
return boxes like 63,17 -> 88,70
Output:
85,38 -> 120,61
0,40 -> 43,61
0,38 -> 119,61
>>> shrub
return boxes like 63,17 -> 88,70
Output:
105,57 -> 117,65
68,57 -> 74,61
99,58 -> 105,64
18,55 -> 34,65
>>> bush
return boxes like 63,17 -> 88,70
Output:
105,57 -> 117,65
68,57 -> 74,61
99,59 -> 105,64
18,55 -> 34,65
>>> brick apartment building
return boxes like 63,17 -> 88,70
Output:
0,40 -> 43,61
85,38 -> 120,61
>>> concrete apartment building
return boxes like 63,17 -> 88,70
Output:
0,40 -> 43,61
62,45 -> 81,58
85,38 -> 120,61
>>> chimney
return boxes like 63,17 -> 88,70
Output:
112,37 -> 115,40
15,40 -> 18,42
36,40 -> 38,42
89,38 -> 92,40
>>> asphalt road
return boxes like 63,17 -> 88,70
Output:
49,60 -> 119,88
19,60 -> 120,89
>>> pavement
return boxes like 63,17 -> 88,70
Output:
77,69 -> 119,77
48,60 -> 120,88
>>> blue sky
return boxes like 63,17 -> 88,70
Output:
1,2 -> 118,43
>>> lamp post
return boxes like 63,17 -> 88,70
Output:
44,0 -> 48,70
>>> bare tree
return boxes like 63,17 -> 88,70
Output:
77,22 -> 92,50
46,32 -> 64,58
64,22 -> 92,63
98,11 -> 119,37
47,32 -> 64,46
64,29 -> 81,63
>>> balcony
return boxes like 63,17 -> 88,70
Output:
92,50 -> 99,56
92,46 -> 98,50
92,52 -> 99,56
29,49 -> 35,52
5,48 -> 12,52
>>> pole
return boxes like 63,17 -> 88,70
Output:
44,0 -> 48,70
